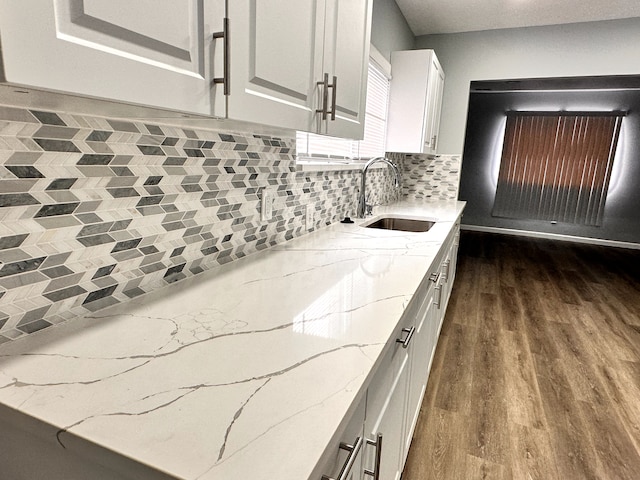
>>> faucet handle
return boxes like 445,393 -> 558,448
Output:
365,204 -> 373,215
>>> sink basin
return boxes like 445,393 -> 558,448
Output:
364,217 -> 436,232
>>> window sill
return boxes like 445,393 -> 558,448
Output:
296,161 -> 389,173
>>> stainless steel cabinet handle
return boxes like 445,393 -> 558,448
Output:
328,75 -> 337,121
317,73 -> 329,120
434,284 -> 442,309
364,434 -> 382,479
317,74 -> 337,121
396,326 -> 416,349
444,259 -> 450,282
322,436 -> 363,480
212,17 -> 230,95
429,272 -> 440,283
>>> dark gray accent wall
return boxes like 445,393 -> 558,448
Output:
459,89 -> 640,243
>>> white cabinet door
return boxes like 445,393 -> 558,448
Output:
423,56 -> 445,154
0,0 -> 220,115
319,0 -> 372,139
403,286 -> 437,461
221,0 -> 325,132
386,49 -> 445,154
364,322 -> 412,480
224,0 -> 372,138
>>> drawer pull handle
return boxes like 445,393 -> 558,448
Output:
434,284 -> 442,309
322,436 -> 363,480
364,434 -> 382,479
396,326 -> 415,349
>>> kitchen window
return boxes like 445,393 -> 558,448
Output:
296,48 -> 391,168
492,111 -> 625,226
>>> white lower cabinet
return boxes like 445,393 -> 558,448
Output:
318,222 -> 461,480
402,282 -> 438,462
363,313 -> 413,480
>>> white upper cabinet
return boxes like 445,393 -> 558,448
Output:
219,0 -> 325,132
0,0 -> 372,138
319,0 -> 372,139
0,0 -> 220,115
386,49 -> 445,154
223,0 -> 372,138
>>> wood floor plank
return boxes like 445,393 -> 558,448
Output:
508,422 -> 560,480
500,329 -> 546,430
465,293 -> 509,465
463,453 -> 507,480
533,354 -> 602,480
578,398 -> 640,480
403,231 -> 640,480
433,323 -> 476,414
402,407 -> 467,480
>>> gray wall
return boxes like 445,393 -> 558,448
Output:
371,0 -> 415,61
416,17 -> 640,154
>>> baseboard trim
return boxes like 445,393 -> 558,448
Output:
461,225 -> 640,250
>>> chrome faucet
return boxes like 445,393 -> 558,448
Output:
357,156 -> 401,218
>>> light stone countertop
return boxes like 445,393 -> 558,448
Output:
0,199 -> 465,480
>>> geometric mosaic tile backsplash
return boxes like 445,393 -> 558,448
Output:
401,154 -> 461,200
0,104 -> 403,344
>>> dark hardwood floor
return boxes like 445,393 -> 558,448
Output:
403,230 -> 640,480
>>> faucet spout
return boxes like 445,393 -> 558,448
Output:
357,156 -> 401,218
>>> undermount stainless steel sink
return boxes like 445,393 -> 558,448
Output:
364,217 -> 436,232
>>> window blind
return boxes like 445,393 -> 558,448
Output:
492,111 -> 624,226
296,59 -> 390,163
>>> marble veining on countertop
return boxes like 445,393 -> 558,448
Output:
0,200 -> 465,480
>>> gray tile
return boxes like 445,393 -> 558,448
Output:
35,203 -> 80,217
30,110 -> 66,125
83,284 -> 117,304
17,319 -> 52,334
46,178 -> 77,190
77,154 -> 114,165
6,152 -> 43,164
0,234 -> 29,250
34,125 -> 80,139
44,191 -> 80,203
42,265 -> 75,279
106,119 -> 139,132
0,106 -> 37,122
76,234 -> 115,247
34,139 -> 80,152
0,271 -> 48,289
40,252 -> 72,269
43,273 -> 86,293
44,285 -> 87,302
0,257 -> 46,278
78,222 -> 114,237
76,213 -> 104,224
1,179 -> 39,193
0,193 -> 40,207
86,130 -> 112,142
17,306 -> 51,325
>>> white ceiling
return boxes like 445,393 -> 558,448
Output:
395,0 -> 640,36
